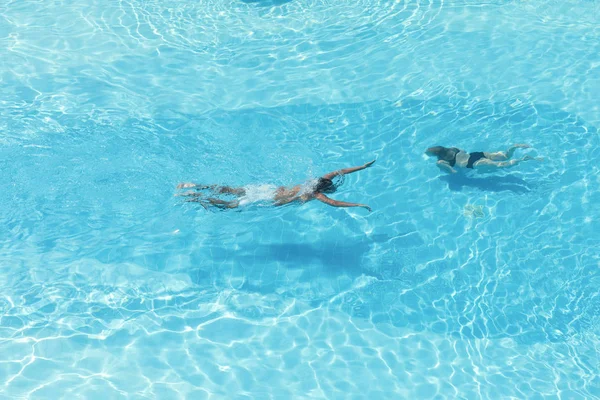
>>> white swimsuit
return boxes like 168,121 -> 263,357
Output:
238,184 -> 278,206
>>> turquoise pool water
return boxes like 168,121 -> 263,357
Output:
1,0 -> 600,398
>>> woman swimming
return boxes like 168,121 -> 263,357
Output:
425,144 -> 542,174
177,160 -> 375,211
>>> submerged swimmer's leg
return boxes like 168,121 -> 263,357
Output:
485,144 -> 531,161
175,190 -> 203,197
474,155 -> 542,170
214,186 -> 245,195
177,182 -> 208,189
185,197 -> 240,209
206,198 -> 240,209
176,183 -> 245,195
184,197 -> 210,210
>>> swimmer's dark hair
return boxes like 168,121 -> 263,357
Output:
426,146 -> 458,162
315,177 -> 336,194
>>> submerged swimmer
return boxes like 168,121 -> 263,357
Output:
425,144 -> 542,174
177,160 -> 375,211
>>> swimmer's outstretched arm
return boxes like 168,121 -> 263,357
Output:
315,193 -> 371,212
322,159 -> 375,180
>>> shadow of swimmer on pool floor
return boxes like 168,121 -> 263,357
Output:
439,174 -> 533,193
176,160 -> 376,212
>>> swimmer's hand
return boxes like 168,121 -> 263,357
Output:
323,159 -> 376,179
315,193 -> 372,212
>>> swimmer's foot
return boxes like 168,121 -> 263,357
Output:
506,144 -> 532,159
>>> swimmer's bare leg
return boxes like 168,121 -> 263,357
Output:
206,198 -> 240,209
485,144 -> 531,161
184,197 -> 210,210
474,155 -> 541,170
176,183 -> 245,196
185,197 -> 240,209
176,190 -> 204,197
177,182 -> 209,189
214,186 -> 245,196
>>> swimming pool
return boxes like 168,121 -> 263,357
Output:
1,0 -> 599,398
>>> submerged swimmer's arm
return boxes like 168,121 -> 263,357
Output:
315,193 -> 371,212
436,160 -> 457,174
322,159 -> 375,180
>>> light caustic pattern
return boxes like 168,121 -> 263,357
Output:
1,0 -> 600,399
